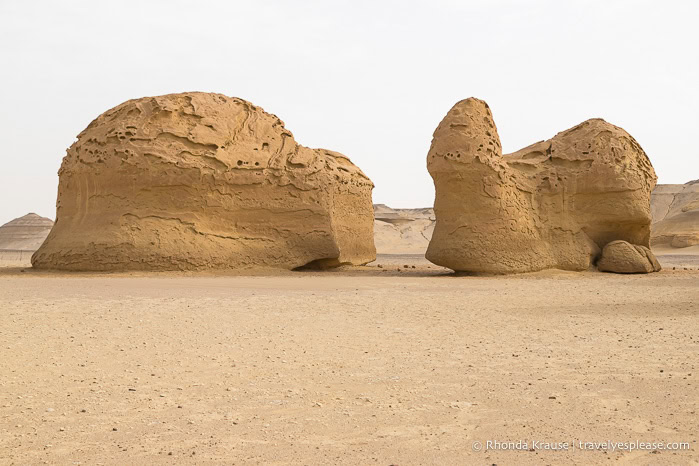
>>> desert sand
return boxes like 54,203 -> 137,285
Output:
1,259 -> 698,465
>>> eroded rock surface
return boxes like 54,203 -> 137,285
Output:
426,98 -> 657,274
32,93 -> 375,271
651,180 -> 699,248
597,240 -> 661,273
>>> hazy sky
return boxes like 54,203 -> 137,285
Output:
1,0 -> 697,224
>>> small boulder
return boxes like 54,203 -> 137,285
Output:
597,240 -> 661,274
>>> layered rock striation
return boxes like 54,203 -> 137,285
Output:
0,213 -> 53,251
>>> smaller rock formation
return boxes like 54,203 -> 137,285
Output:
597,240 -> 662,274
651,180 -> 699,248
426,98 -> 658,274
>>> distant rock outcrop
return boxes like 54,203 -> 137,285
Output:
373,205 -> 435,254
651,180 -> 699,248
597,240 -> 661,274
32,92 -> 376,271
426,98 -> 658,274
0,213 -> 53,251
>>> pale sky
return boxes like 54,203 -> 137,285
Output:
1,0 -> 697,225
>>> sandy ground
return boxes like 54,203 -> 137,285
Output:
1,260 -> 699,465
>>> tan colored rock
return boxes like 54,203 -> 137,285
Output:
597,240 -> 661,273
0,213 -> 53,251
426,98 -> 657,274
651,180 -> 699,248
32,92 -> 375,271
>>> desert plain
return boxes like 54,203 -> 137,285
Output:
1,252 -> 698,465
1,94 -> 698,465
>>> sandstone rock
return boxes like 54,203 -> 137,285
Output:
426,98 -> 657,274
0,213 -> 53,251
651,180 -> 699,248
32,93 -> 375,271
597,240 -> 661,273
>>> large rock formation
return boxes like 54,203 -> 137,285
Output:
32,93 -> 376,271
0,213 -> 53,251
373,204 -> 435,254
426,98 -> 658,274
651,180 -> 699,248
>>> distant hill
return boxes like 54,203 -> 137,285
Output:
651,180 -> 699,248
373,204 -> 434,254
0,213 -> 54,251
